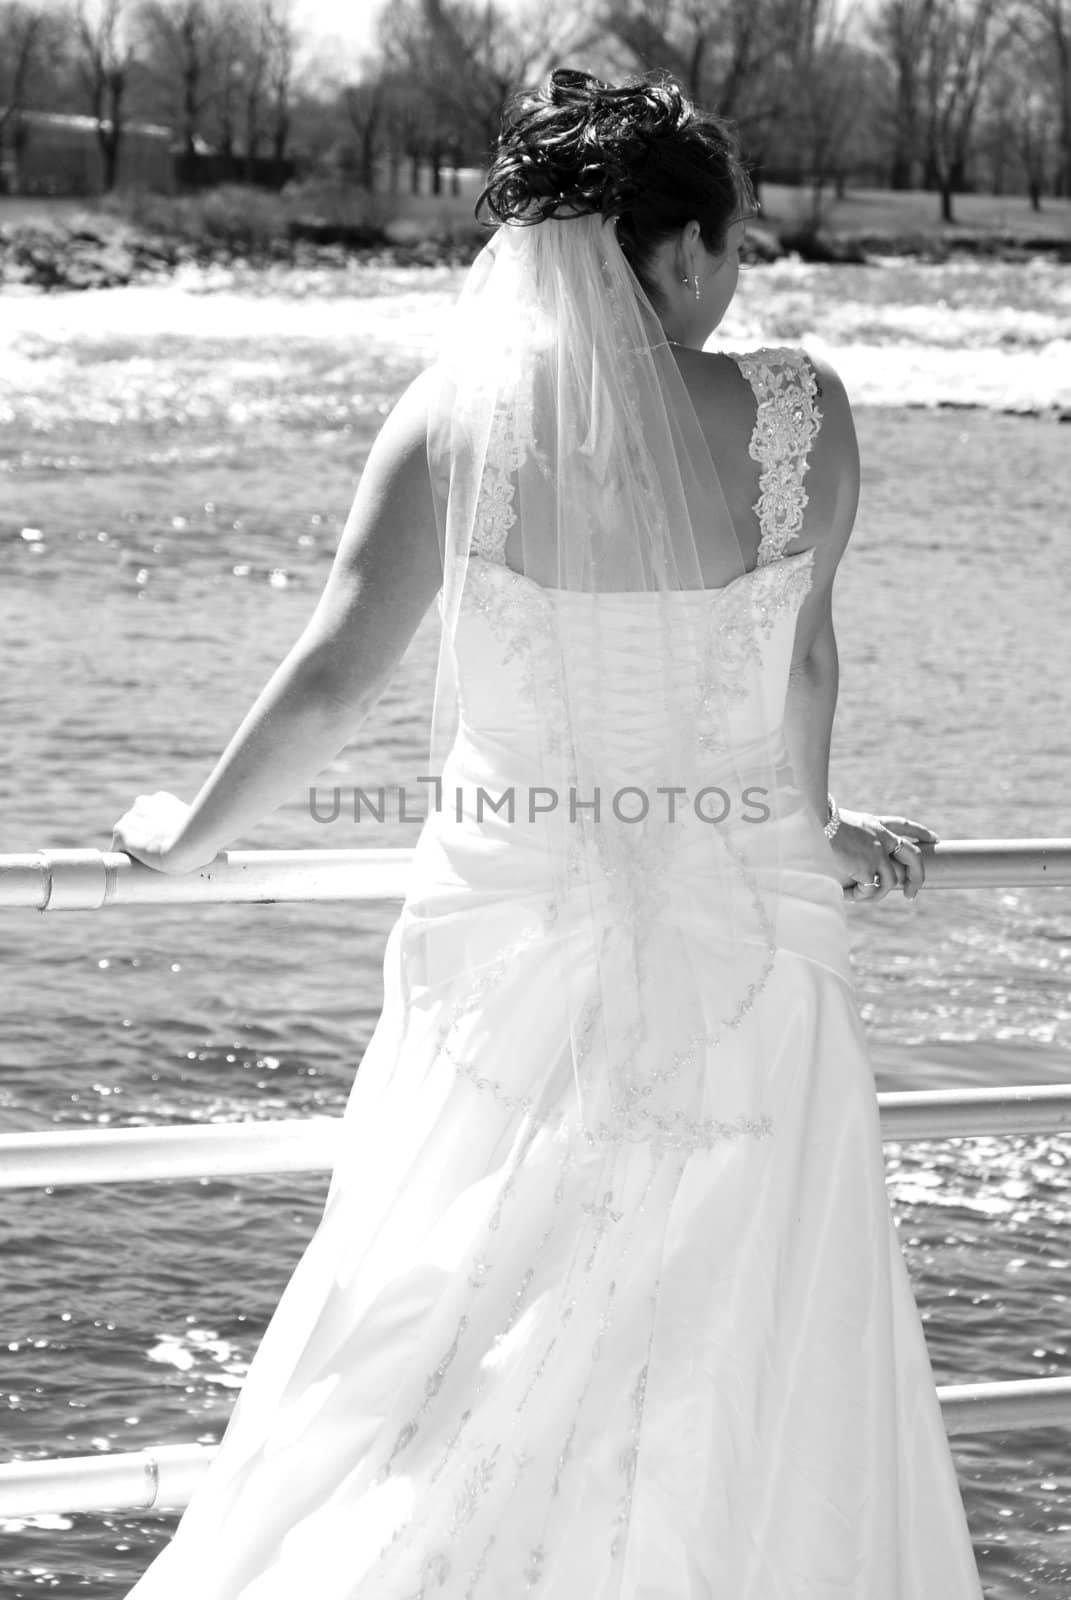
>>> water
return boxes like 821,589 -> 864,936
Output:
1,255 -> 1070,1596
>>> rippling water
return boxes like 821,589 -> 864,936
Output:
1,257 -> 1070,1597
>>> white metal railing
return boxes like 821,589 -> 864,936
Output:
0,846 -> 413,909
2,838 -> 1071,911
2,837 -> 1069,1516
2,1373 -> 1070,1519
3,1085 -> 1071,1191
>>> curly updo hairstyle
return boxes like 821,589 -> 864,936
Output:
477,67 -> 755,310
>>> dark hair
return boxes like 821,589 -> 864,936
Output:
476,67 -> 754,308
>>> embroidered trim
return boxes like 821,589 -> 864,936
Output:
470,389 -> 537,562
731,347 -> 823,565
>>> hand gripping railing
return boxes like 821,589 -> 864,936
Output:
1,838 -> 1070,1516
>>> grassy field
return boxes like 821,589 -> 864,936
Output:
759,182 -> 1071,241
4,179 -> 1071,238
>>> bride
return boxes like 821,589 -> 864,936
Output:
114,67 -> 982,1600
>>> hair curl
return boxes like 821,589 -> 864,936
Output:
476,67 -> 754,308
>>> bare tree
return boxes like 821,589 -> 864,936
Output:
343,72 -> 387,191
379,0 -> 585,176
1028,0 -> 1071,194
600,0 -> 810,194
206,0 -> 241,160
602,0 -> 774,115
77,0 -> 137,190
920,0 -> 1004,222
871,0 -> 935,187
263,0 -> 295,163
1005,82 -> 1051,208
977,11 -> 1055,206
137,0 -> 218,160
238,0 -> 268,174
0,0 -> 56,192
789,3 -> 871,229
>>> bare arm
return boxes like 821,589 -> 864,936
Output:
781,355 -> 858,826
784,356 -> 936,900
783,592 -> 839,826
113,370 -> 443,873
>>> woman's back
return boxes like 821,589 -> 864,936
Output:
447,343 -> 831,780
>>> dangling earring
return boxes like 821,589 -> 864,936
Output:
681,274 -> 701,301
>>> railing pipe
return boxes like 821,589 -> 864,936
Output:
3,1376 -> 1070,1517
912,837 -> 1071,887
2,1086 -> 1071,1190
877,1084 -> 1071,1140
0,1443 -> 210,1516
2,839 -> 1070,911
0,1119 -> 344,1189
0,848 -> 415,910
936,1376 -> 1071,1436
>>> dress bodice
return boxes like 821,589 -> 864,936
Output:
443,347 -> 824,785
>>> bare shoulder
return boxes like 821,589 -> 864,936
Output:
671,344 -> 753,420
668,346 -> 772,519
369,365 -> 438,466
670,345 -> 858,576
805,350 -> 856,458
673,342 -> 854,468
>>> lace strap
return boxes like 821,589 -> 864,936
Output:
730,347 -> 823,566
469,396 -> 534,563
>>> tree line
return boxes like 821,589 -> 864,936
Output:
1,0 -> 1069,220
0,0 -> 297,191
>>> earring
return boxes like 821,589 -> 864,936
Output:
694,276 -> 701,301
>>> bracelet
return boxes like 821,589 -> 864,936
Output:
823,793 -> 841,841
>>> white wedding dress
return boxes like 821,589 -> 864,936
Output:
127,349 -> 983,1599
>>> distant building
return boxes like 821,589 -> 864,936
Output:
0,111 -> 176,196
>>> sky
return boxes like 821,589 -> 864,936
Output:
292,0 -> 385,70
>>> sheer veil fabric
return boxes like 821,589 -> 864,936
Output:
424,213 -> 793,1155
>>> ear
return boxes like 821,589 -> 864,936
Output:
679,218 -> 703,274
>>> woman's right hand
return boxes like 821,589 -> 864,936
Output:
830,808 -> 939,903
111,790 -> 212,875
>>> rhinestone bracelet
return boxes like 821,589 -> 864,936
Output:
824,794 -> 841,841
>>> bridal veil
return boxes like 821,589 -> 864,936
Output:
424,211 -> 791,1154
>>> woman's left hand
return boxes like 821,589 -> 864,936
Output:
111,791 -> 208,875
835,808 -> 939,903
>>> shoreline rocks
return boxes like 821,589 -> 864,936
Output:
0,213 -> 483,292
1,210 -> 1068,293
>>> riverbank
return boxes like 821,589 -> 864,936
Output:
3,182 -> 1071,292
0,194 -> 482,294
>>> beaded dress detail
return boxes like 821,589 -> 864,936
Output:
126,348 -> 982,1600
